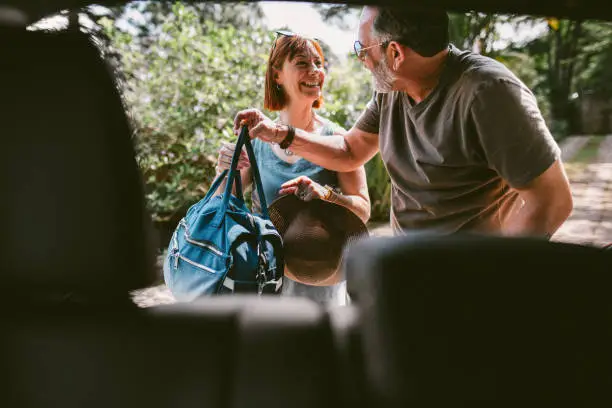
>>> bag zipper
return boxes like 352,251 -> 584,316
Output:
179,220 -> 224,256
176,254 -> 217,274
247,213 -> 255,230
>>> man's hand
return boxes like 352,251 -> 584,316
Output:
502,159 -> 573,237
233,108 -> 284,143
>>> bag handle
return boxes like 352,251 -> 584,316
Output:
243,130 -> 270,219
211,123 -> 269,226
200,169 -> 229,204
199,166 -> 244,207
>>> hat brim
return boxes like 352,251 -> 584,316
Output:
268,194 -> 369,285
269,194 -> 368,240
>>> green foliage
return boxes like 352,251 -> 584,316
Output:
97,2 -> 612,225
365,154 -> 392,221
103,2 -> 273,220
574,22 -> 612,96
449,12 -> 504,54
312,4 -> 360,30
319,54 -> 372,129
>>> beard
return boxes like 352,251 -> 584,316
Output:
371,57 -> 396,93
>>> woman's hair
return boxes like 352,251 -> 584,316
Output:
264,35 -> 325,111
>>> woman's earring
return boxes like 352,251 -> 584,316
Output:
276,84 -> 282,91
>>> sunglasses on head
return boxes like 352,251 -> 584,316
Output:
353,39 -> 390,61
272,30 -> 319,50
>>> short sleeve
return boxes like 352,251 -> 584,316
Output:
470,79 -> 561,188
355,92 -> 381,134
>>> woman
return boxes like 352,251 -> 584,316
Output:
215,31 -> 370,305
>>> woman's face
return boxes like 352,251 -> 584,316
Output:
276,42 -> 325,106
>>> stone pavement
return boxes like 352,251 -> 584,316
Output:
132,135 -> 612,307
552,135 -> 612,246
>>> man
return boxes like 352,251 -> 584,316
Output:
234,6 -> 573,237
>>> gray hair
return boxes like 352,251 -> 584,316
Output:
371,6 -> 450,57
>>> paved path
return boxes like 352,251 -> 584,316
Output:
559,135 -> 592,162
132,135 -> 612,307
552,135 -> 612,246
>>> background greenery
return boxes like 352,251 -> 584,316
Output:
47,2 -> 612,227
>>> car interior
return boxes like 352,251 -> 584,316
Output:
0,0 -> 611,407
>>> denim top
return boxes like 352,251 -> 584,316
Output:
251,123 -> 338,213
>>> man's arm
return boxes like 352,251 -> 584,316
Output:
288,126 -> 379,172
500,159 -> 573,237
234,94 -> 382,172
470,77 -> 572,237
234,109 -> 379,172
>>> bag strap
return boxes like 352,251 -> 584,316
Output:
199,165 -> 244,206
201,169 -> 229,204
212,124 -> 269,226
211,127 -> 246,227
243,133 -> 270,219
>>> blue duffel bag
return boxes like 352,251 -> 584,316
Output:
163,124 -> 284,301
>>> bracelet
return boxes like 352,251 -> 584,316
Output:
323,184 -> 341,202
322,185 -> 333,201
279,125 -> 295,149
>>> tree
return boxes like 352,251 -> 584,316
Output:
312,4 -> 360,30
449,12 -> 501,54
522,19 -> 612,136
545,18 -> 583,134
101,2 -> 273,221
573,22 -> 612,97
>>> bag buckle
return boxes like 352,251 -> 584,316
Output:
256,249 -> 268,295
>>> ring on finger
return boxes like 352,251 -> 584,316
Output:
297,185 -> 308,200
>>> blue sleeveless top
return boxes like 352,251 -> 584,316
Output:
251,124 -> 338,212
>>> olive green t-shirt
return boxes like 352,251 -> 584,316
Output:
355,45 -> 561,235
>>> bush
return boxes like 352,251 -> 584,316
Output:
102,3 -> 273,221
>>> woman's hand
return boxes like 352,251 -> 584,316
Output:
279,176 -> 329,202
215,142 -> 250,176
233,108 -> 284,143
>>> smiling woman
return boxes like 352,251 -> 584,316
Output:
264,31 -> 326,111
213,30 -> 371,305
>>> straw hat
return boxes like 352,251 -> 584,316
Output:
268,194 -> 369,285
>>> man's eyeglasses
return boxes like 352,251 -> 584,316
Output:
353,40 -> 389,61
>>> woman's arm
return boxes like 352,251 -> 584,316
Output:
277,171 -> 371,224
332,167 -> 371,224
322,122 -> 371,223
277,123 -> 371,224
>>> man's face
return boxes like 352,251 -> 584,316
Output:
357,7 -> 396,93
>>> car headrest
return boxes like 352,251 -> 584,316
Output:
0,27 -> 156,298
345,234 -> 612,406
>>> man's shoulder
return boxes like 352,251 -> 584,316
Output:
449,45 -> 525,94
368,90 -> 401,107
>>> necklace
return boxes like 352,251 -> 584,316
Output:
278,113 -> 315,156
